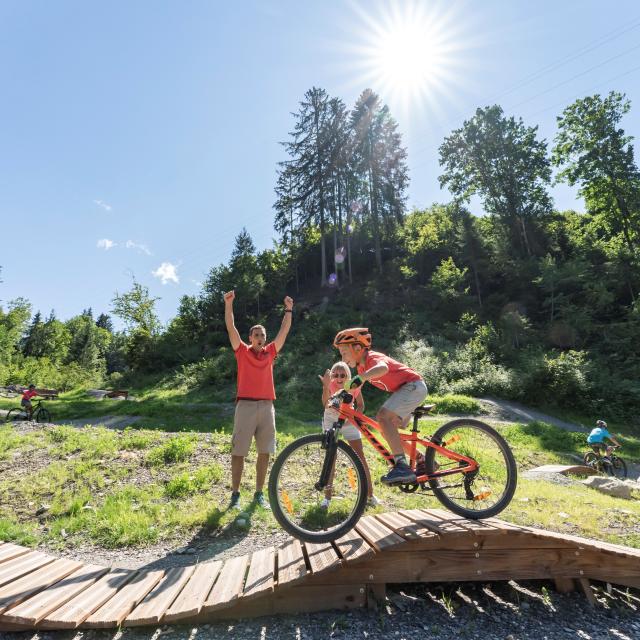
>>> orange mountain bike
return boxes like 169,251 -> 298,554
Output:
269,390 -> 517,543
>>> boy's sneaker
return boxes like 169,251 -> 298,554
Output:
254,491 -> 271,510
320,497 -> 331,511
367,495 -> 382,507
229,491 -> 241,510
381,461 -> 416,485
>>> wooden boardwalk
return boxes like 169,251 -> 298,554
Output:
0,508 -> 639,631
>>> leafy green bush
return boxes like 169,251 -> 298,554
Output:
164,473 -> 193,498
429,394 -> 480,415
146,435 -> 196,466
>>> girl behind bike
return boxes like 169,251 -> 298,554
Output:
319,361 -> 379,508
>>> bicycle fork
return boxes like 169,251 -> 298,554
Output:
314,425 -> 340,491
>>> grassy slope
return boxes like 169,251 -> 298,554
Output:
0,383 -> 639,552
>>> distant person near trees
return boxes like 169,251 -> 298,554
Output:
21,384 -> 39,420
587,420 -> 621,457
224,290 -> 293,511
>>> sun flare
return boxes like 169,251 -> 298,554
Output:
346,2 -> 466,112
375,23 -> 446,96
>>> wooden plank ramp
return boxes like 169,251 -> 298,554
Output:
0,508 -> 639,631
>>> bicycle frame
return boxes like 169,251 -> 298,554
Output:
331,392 -> 479,484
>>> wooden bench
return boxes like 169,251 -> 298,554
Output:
105,390 -> 129,400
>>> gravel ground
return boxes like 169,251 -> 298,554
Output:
1,579 -> 639,640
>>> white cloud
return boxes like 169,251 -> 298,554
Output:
97,238 -> 116,250
152,262 -> 179,285
93,199 -> 112,212
125,240 -> 152,256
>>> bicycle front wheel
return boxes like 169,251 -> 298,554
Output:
425,418 -> 517,519
268,433 -> 368,543
36,408 -> 51,423
5,408 -> 24,423
610,456 -> 627,479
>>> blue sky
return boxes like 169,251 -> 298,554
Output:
1,0 -> 640,325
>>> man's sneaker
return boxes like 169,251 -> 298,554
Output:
254,491 -> 271,510
367,495 -> 382,508
320,497 -> 331,511
381,462 -> 416,485
229,491 -> 241,510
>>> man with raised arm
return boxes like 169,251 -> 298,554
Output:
224,290 -> 294,510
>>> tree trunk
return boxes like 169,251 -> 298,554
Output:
368,130 -> 383,274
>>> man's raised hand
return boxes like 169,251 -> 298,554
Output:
224,291 -> 235,304
284,296 -> 293,311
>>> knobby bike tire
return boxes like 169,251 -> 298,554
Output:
425,418 -> 517,519
268,433 -> 368,543
36,408 -> 51,423
583,451 -> 598,468
610,456 -> 627,479
5,408 -> 25,423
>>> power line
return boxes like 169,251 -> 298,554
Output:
507,41 -> 640,111
408,16 -> 640,162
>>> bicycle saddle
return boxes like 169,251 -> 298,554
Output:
413,404 -> 435,417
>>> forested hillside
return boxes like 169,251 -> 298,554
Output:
1,88 -> 639,422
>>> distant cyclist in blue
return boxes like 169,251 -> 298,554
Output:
587,420 -> 620,456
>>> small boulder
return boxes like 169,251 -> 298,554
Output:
581,476 -> 632,499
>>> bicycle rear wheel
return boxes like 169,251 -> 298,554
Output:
5,408 -> 24,423
425,418 -> 517,519
583,451 -> 598,468
610,456 -> 627,479
36,408 -> 51,423
268,433 -> 367,543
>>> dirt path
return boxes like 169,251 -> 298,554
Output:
477,397 -> 586,431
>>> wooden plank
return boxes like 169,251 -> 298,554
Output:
376,512 -> 436,541
0,558 -> 81,614
578,577 -> 598,607
413,509 -> 472,535
163,561 -> 222,622
276,538 -> 307,587
335,528 -> 375,563
195,583 -> 366,621
427,509 -> 507,535
82,570 -> 163,628
202,555 -> 249,612
39,569 -> 134,629
355,515 -> 404,551
242,548 -> 275,601
0,544 -> 30,565
509,524 -> 640,558
0,564 -> 107,626
124,565 -> 195,627
304,542 -> 340,575
310,547 -> 640,586
0,552 -> 54,588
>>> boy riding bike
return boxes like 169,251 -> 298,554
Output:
587,420 -> 621,457
333,327 -> 427,485
21,384 -> 39,420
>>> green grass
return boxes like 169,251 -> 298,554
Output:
1,383 -> 639,553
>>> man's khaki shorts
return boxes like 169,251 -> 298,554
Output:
232,400 -> 276,456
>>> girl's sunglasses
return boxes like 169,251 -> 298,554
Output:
331,373 -> 347,378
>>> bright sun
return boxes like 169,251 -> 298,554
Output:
348,2 -> 463,110
375,24 -> 445,96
